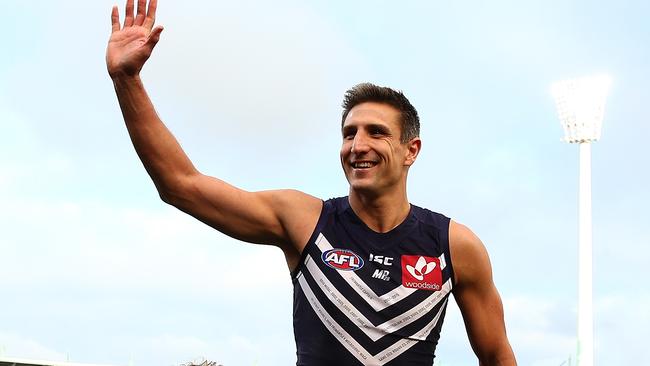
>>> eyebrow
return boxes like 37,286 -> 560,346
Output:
341,125 -> 356,135
367,123 -> 389,132
341,122 -> 391,135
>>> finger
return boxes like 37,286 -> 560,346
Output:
124,0 -> 134,27
145,26 -> 164,49
134,0 -> 146,26
111,5 -> 120,33
143,0 -> 157,30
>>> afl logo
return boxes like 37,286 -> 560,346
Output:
321,249 -> 364,271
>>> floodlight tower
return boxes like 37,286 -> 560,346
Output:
551,74 -> 611,366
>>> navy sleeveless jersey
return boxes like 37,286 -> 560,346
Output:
291,197 -> 454,366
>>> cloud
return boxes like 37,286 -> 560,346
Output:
142,0 -> 369,158
104,332 -> 295,366
0,197 -> 290,295
437,292 -> 650,365
504,296 -> 576,366
0,332 -> 66,361
436,295 -> 574,366
595,293 -> 650,365
0,195 -> 295,365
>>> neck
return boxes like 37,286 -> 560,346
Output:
348,185 -> 411,233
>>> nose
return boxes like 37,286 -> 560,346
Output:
351,132 -> 370,154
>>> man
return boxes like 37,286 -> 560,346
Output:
106,0 -> 517,365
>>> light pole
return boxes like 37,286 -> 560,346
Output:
551,74 -> 611,366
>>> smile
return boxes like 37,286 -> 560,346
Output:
351,161 -> 377,169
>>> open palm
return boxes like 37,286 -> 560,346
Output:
106,0 -> 163,78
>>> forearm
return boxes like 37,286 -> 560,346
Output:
479,351 -> 517,366
112,74 -> 198,199
470,311 -> 517,366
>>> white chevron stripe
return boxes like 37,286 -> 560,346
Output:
314,233 -> 448,311
299,272 -> 449,365
304,254 -> 452,342
374,298 -> 449,364
297,274 -> 377,365
315,234 -> 413,311
304,255 -> 384,341
374,279 -> 451,341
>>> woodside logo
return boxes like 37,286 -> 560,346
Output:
321,248 -> 364,271
401,255 -> 442,291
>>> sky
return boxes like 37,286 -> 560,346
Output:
1,0 -> 649,365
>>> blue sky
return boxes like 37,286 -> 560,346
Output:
1,0 -> 649,365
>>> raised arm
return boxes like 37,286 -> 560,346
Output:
449,221 -> 517,366
105,0 -> 321,269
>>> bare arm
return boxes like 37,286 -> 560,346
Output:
450,221 -> 517,366
106,0 -> 321,268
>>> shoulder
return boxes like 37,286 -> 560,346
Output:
267,189 -> 323,229
264,189 -> 322,209
328,195 -> 351,212
262,189 -> 323,268
449,220 -> 493,289
410,203 -> 450,229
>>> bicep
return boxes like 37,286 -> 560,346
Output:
165,173 -> 321,249
450,221 -> 515,364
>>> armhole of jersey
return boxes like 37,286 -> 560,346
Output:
290,198 -> 326,279
444,217 -> 456,289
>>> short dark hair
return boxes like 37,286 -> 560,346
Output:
341,83 -> 420,143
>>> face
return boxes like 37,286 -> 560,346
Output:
340,102 -> 420,194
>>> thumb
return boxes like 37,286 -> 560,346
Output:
146,26 -> 164,48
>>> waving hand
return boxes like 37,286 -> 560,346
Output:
106,0 -> 163,78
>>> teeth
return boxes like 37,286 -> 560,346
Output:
353,162 -> 374,168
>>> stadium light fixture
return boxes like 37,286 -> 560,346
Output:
551,74 -> 611,366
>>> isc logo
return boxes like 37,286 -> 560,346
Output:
321,249 -> 364,271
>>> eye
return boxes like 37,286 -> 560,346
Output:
342,128 -> 356,140
370,126 -> 386,136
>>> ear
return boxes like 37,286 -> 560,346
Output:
404,137 -> 421,167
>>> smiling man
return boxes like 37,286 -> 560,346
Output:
106,0 -> 517,365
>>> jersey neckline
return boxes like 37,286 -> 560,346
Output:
340,196 -> 419,251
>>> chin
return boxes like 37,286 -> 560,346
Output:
348,180 -> 381,195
